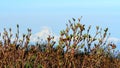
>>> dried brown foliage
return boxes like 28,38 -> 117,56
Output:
0,18 -> 120,68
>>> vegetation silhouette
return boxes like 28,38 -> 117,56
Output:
0,18 -> 120,68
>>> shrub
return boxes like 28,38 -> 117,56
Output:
0,18 -> 120,68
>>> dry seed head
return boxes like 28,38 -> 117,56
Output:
88,25 -> 91,30
47,35 -> 51,41
4,28 -> 6,31
66,24 -> 70,33
72,18 -> 76,21
17,24 -> 19,28
23,34 -> 25,38
68,20 -> 71,24
9,35 -> 12,40
16,33 -> 18,38
112,44 -> 116,49
28,28 -> 31,32
9,28 -> 12,32
26,35 -> 29,39
3,28 -> 7,35
78,18 -> 80,22
77,23 -> 81,28
104,28 -> 108,32
80,24 -> 85,31
96,26 -> 99,30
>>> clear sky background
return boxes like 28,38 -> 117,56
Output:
0,0 -> 120,49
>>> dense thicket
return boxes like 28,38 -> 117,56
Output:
0,18 -> 120,68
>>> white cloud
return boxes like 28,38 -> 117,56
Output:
108,37 -> 120,43
30,26 -> 59,42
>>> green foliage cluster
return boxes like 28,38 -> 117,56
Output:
0,18 -> 120,68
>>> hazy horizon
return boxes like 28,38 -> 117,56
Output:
0,0 -> 120,49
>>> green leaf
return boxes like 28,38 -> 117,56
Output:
25,62 -> 33,68
37,64 -> 43,68
81,43 -> 85,48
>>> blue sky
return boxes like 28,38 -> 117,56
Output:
0,0 -> 120,48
